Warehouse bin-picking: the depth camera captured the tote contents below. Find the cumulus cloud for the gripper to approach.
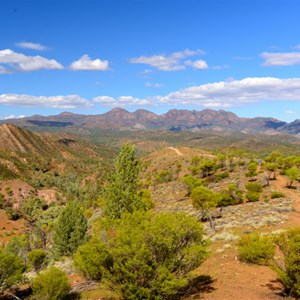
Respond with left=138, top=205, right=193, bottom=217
left=261, top=51, right=300, bottom=66
left=16, top=42, right=48, bottom=51
left=130, top=49, right=206, bottom=71
left=70, top=54, right=109, bottom=71
left=185, top=59, right=208, bottom=70
left=93, top=95, right=150, bottom=107
left=0, top=49, right=63, bottom=72
left=92, top=77, right=300, bottom=108
left=3, top=77, right=300, bottom=110
left=0, top=94, right=91, bottom=109
left=156, top=77, right=300, bottom=107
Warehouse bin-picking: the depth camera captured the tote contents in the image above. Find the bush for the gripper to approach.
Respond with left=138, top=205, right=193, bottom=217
left=273, top=228, right=300, bottom=297
left=182, top=174, right=205, bottom=196
left=271, top=191, right=285, bottom=199
left=245, top=182, right=263, bottom=193
left=31, top=267, right=70, bottom=300
left=217, top=184, right=243, bottom=207
left=214, top=172, right=229, bottom=182
left=0, top=251, right=25, bottom=293
left=74, top=238, right=112, bottom=280
left=155, top=170, right=173, bottom=183
left=238, top=233, right=275, bottom=265
left=81, top=211, right=208, bottom=300
left=27, top=249, right=47, bottom=271
left=246, top=192, right=260, bottom=202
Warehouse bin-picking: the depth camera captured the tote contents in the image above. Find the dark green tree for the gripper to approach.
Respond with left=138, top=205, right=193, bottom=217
left=53, top=200, right=87, bottom=256
left=104, top=144, right=147, bottom=219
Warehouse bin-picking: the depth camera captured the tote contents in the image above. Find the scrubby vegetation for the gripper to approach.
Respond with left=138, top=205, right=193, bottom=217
left=273, top=229, right=300, bottom=298
left=0, top=125, right=300, bottom=299
left=238, top=233, right=275, bottom=265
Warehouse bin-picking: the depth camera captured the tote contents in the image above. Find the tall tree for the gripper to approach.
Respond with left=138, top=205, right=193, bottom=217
left=53, top=201, right=87, bottom=256
left=104, top=144, right=146, bottom=219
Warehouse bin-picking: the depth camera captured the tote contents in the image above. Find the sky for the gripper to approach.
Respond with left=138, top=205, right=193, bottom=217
left=1, top=0, right=300, bottom=122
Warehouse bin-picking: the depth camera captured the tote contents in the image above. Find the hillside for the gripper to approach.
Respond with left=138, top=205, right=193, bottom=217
left=0, top=125, right=299, bottom=300
left=0, top=123, right=56, bottom=155
left=1, top=108, right=299, bottom=135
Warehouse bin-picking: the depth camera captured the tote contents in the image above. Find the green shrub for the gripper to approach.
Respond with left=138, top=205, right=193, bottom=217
left=182, top=174, right=205, bottom=196
left=246, top=192, right=260, bottom=202
left=245, top=182, right=263, bottom=193
left=74, top=238, right=111, bottom=280
left=214, top=172, right=229, bottom=182
left=271, top=191, right=285, bottom=199
left=31, top=267, right=70, bottom=300
left=4, top=234, right=30, bottom=259
left=238, top=233, right=275, bottom=265
left=27, top=249, right=47, bottom=271
left=0, top=251, right=25, bottom=293
left=155, top=170, right=173, bottom=183
left=83, top=211, right=208, bottom=300
left=217, top=184, right=243, bottom=207
left=273, top=228, right=300, bottom=298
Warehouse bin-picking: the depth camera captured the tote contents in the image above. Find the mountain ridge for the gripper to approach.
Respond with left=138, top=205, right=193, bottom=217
left=1, top=108, right=299, bottom=135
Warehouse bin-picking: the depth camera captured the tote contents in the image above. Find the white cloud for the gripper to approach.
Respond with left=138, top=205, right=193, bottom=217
left=285, top=110, right=296, bottom=115
left=93, top=95, right=150, bottom=107
left=70, top=54, right=109, bottom=71
left=4, top=114, right=26, bottom=120
left=130, top=49, right=206, bottom=71
left=295, top=44, right=300, bottom=50
left=0, top=49, right=63, bottom=72
left=94, top=77, right=300, bottom=108
left=0, top=94, right=91, bottom=109
left=185, top=59, right=208, bottom=70
left=16, top=42, right=48, bottom=51
left=145, top=82, right=163, bottom=88
left=4, top=77, right=300, bottom=110
left=261, top=51, right=300, bottom=66
left=156, top=77, right=300, bottom=108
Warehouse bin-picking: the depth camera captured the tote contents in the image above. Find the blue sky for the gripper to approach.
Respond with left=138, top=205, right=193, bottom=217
left=1, top=0, right=300, bottom=121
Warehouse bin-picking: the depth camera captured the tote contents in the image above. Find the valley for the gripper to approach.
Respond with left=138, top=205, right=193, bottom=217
left=0, top=118, right=299, bottom=299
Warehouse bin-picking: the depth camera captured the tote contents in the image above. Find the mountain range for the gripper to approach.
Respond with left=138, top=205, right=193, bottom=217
left=1, top=108, right=300, bottom=136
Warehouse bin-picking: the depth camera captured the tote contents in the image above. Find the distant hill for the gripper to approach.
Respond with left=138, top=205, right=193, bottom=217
left=1, top=108, right=298, bottom=136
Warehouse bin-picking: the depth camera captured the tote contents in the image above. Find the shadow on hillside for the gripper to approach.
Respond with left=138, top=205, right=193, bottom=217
left=179, top=274, right=215, bottom=299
